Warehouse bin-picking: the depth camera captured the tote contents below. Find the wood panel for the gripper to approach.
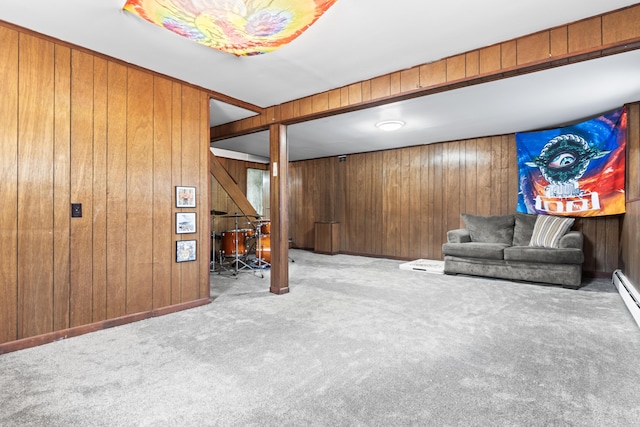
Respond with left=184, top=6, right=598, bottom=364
left=93, top=57, right=108, bottom=322
left=53, top=44, right=71, bottom=331
left=465, top=51, right=479, bottom=77
left=444, top=142, right=461, bottom=239
left=401, top=68, right=420, bottom=93
left=446, top=55, right=465, bottom=81
left=463, top=139, right=477, bottom=218
left=153, top=76, right=173, bottom=309
left=408, top=147, right=422, bottom=256
left=180, top=85, right=202, bottom=302
left=431, top=144, right=444, bottom=258
left=517, top=32, right=550, bottom=65
left=370, top=151, right=384, bottom=256
left=70, top=49, right=94, bottom=328
left=479, top=45, right=501, bottom=75
left=621, top=101, right=640, bottom=290
left=352, top=154, right=366, bottom=254
left=475, top=138, right=492, bottom=216
left=106, top=61, right=128, bottom=319
left=550, top=27, right=568, bottom=57
left=603, top=5, right=640, bottom=45
left=18, top=34, right=55, bottom=338
left=0, top=26, right=19, bottom=343
left=126, top=68, right=154, bottom=315
left=621, top=202, right=640, bottom=286
left=627, top=103, right=640, bottom=200
left=383, top=149, right=400, bottom=256
left=568, top=17, right=602, bottom=53
left=199, top=91, right=211, bottom=299
left=418, top=146, right=430, bottom=258
left=171, top=82, right=183, bottom=305
left=420, top=60, right=447, bottom=89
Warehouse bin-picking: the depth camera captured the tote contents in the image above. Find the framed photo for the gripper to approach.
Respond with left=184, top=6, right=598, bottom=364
left=176, top=186, right=196, bottom=208
left=176, top=240, right=197, bottom=262
left=176, top=212, right=197, bottom=234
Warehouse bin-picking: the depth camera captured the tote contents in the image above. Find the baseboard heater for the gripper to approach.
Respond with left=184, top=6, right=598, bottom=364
left=612, top=269, right=640, bottom=329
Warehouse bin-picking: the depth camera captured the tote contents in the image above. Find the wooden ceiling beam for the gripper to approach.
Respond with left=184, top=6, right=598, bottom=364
left=210, top=3, right=640, bottom=142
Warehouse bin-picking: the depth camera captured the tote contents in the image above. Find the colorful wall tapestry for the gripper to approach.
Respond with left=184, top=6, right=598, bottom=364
left=516, top=107, right=627, bottom=217
left=123, top=0, right=337, bottom=56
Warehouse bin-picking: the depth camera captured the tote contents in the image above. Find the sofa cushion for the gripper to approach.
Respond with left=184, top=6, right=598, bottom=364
left=513, top=213, right=538, bottom=246
left=461, top=214, right=515, bottom=245
left=529, top=215, right=575, bottom=248
left=504, top=246, right=584, bottom=264
left=442, top=242, right=509, bottom=260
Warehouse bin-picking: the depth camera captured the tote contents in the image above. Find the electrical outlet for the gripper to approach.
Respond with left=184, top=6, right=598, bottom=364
left=71, top=203, right=82, bottom=218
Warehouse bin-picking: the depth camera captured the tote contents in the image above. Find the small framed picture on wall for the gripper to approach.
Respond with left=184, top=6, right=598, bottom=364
left=176, top=212, right=197, bottom=234
left=176, top=240, right=197, bottom=262
left=176, top=186, right=196, bottom=208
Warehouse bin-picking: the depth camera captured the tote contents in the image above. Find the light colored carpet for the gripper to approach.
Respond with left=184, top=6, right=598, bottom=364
left=1, top=249, right=640, bottom=426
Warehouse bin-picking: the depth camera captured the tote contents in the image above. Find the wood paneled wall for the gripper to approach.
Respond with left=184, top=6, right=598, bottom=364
left=289, top=133, right=624, bottom=277
left=0, top=24, right=210, bottom=347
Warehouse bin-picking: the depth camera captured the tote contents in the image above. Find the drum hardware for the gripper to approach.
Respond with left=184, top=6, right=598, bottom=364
left=251, top=221, right=271, bottom=273
left=209, top=209, right=227, bottom=273
left=216, top=213, right=269, bottom=278
left=217, top=213, right=252, bottom=277
left=211, top=212, right=284, bottom=278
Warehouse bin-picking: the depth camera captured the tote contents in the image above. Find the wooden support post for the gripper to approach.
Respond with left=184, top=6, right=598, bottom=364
left=269, top=124, right=289, bottom=294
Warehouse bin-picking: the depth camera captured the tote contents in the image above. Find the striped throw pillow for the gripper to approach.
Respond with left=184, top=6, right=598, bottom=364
left=529, top=215, right=575, bottom=248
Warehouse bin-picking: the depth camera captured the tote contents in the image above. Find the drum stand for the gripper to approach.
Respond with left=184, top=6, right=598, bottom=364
left=249, top=224, right=270, bottom=278
left=209, top=209, right=227, bottom=273
left=217, top=214, right=255, bottom=278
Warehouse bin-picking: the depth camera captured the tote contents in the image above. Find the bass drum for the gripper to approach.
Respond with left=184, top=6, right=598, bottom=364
left=221, top=230, right=248, bottom=256
left=256, top=234, right=271, bottom=263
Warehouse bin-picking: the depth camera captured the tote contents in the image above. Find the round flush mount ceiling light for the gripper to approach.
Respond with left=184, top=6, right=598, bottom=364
left=375, top=120, right=405, bottom=131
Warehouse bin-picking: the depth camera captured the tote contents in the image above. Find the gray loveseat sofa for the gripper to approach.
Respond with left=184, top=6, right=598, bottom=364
left=442, top=213, right=584, bottom=289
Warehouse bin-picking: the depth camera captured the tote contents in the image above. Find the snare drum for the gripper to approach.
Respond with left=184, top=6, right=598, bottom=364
left=221, top=230, right=248, bottom=256
left=256, top=234, right=271, bottom=263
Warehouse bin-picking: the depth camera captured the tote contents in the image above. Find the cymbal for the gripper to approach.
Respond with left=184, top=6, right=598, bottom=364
left=210, top=209, right=227, bottom=216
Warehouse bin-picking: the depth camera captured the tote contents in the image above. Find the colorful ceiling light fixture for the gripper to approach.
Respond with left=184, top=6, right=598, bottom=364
left=123, top=0, right=338, bottom=56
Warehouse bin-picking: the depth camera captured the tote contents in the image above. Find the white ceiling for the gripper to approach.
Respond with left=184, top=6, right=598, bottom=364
left=3, top=0, right=640, bottom=160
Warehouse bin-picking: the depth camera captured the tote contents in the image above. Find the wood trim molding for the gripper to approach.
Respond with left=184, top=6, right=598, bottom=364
left=0, top=298, right=211, bottom=354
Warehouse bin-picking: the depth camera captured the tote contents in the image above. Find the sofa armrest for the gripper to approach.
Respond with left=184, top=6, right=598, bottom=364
left=447, top=228, right=471, bottom=243
left=559, top=231, right=583, bottom=249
